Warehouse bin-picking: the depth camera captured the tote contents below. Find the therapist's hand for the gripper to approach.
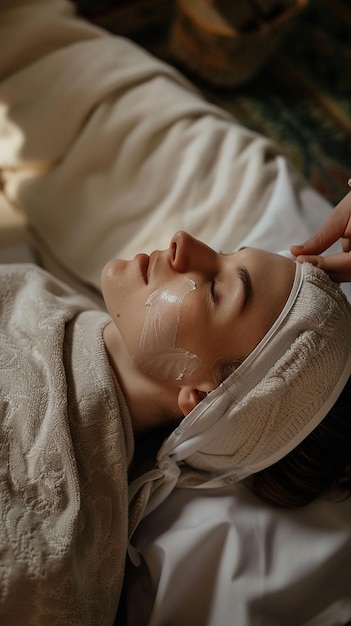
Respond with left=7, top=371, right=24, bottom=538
left=290, top=190, right=351, bottom=283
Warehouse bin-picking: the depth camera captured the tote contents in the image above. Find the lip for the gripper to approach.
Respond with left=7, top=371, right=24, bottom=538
left=136, top=253, right=149, bottom=283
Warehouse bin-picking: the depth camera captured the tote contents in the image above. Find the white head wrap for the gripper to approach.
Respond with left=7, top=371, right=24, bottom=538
left=129, top=262, right=351, bottom=549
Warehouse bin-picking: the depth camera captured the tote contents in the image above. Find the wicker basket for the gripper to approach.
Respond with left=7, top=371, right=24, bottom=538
left=170, top=0, right=309, bottom=87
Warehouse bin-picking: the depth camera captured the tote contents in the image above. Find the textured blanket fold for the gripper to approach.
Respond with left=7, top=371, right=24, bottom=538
left=0, top=263, right=134, bottom=625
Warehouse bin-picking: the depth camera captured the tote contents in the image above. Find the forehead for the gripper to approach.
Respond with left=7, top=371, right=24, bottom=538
left=234, top=247, right=296, bottom=337
left=239, top=247, right=296, bottom=291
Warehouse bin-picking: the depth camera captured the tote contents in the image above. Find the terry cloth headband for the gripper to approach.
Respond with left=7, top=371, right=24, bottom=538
left=129, top=262, right=351, bottom=547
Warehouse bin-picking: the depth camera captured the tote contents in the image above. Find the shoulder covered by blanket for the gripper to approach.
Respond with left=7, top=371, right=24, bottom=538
left=0, top=263, right=134, bottom=624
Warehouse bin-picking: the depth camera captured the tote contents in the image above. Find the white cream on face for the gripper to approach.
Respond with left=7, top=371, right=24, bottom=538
left=136, top=277, right=202, bottom=381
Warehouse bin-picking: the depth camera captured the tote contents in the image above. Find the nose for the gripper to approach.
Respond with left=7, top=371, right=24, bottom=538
left=169, top=231, right=217, bottom=275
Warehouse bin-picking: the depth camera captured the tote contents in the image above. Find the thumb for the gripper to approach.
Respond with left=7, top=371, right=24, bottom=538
left=291, top=190, right=351, bottom=257
left=290, top=229, right=335, bottom=257
left=291, top=214, right=348, bottom=257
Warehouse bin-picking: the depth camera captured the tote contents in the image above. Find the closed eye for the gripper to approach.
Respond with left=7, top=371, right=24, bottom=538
left=210, top=280, right=217, bottom=302
left=237, top=266, right=252, bottom=308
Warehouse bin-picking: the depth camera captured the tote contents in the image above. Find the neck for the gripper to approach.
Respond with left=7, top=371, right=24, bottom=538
left=103, top=321, right=182, bottom=435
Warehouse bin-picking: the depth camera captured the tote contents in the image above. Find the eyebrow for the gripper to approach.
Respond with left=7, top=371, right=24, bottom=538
left=237, top=266, right=252, bottom=309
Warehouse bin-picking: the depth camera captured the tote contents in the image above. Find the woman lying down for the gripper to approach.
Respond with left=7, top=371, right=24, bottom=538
left=1, top=228, right=351, bottom=624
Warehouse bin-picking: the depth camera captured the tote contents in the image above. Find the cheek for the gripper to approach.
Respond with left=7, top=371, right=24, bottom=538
left=135, top=279, right=202, bottom=381
left=101, top=259, right=129, bottom=314
left=102, top=260, right=145, bottom=351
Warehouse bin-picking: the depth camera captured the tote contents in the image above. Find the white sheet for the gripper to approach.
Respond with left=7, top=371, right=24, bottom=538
left=127, top=485, right=351, bottom=626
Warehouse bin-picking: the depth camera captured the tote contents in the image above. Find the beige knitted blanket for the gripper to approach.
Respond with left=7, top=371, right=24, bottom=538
left=0, top=264, right=134, bottom=625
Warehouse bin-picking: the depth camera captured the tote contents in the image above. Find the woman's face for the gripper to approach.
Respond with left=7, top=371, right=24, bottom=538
left=101, top=231, right=296, bottom=390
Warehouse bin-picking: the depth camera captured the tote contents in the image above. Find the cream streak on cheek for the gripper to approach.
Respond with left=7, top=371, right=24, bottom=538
left=136, top=277, right=202, bottom=381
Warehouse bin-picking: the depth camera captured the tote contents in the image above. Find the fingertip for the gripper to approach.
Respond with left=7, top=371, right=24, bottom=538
left=294, top=254, right=321, bottom=267
left=290, top=244, right=305, bottom=256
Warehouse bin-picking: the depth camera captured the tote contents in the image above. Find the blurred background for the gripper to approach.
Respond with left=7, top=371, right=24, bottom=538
left=73, top=0, right=351, bottom=206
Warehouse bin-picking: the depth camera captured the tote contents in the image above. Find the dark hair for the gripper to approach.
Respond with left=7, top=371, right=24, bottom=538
left=249, top=375, right=351, bottom=508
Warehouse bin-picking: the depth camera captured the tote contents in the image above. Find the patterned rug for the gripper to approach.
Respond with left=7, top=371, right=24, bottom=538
left=75, top=0, right=351, bottom=206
